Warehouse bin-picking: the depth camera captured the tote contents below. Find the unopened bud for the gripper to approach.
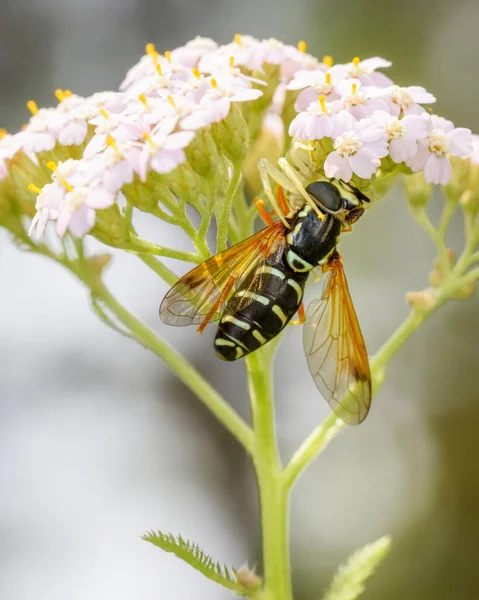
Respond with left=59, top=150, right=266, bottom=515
left=91, top=204, right=131, bottom=248
left=406, top=288, right=438, bottom=312
left=429, top=250, right=456, bottom=288
left=460, top=163, right=479, bottom=214
left=212, top=104, right=250, bottom=162
left=185, top=129, right=222, bottom=180
left=236, top=566, right=262, bottom=592
left=452, top=279, right=477, bottom=300
left=443, top=155, right=471, bottom=202
left=88, top=253, right=112, bottom=274
left=403, top=172, right=433, bottom=210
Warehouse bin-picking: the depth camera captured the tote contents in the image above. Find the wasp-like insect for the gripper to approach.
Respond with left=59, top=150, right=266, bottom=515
left=160, top=180, right=372, bottom=424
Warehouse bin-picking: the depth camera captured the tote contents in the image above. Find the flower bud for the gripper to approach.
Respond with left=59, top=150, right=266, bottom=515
left=459, top=163, right=479, bottom=214
left=163, top=162, right=209, bottom=210
left=429, top=250, right=456, bottom=288
left=185, top=128, right=222, bottom=180
left=212, top=104, right=250, bottom=162
left=310, top=137, right=334, bottom=172
left=244, top=123, right=282, bottom=195
left=91, top=204, right=131, bottom=248
left=403, top=172, right=433, bottom=210
left=406, top=288, right=438, bottom=312
left=443, top=155, right=471, bottom=202
left=236, top=566, right=262, bottom=592
left=451, top=279, right=476, bottom=300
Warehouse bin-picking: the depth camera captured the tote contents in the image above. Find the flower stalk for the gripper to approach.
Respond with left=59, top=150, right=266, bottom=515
left=2, top=33, right=479, bottom=600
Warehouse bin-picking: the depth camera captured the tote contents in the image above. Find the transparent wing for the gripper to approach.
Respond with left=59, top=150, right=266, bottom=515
left=160, top=222, right=286, bottom=330
left=303, top=252, right=371, bottom=425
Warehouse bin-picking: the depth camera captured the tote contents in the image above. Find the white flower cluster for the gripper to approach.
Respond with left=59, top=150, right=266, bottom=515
left=287, top=58, right=473, bottom=183
left=17, top=35, right=316, bottom=239
left=0, top=34, right=476, bottom=241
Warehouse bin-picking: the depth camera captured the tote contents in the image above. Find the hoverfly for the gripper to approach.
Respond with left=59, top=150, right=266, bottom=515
left=160, top=180, right=372, bottom=424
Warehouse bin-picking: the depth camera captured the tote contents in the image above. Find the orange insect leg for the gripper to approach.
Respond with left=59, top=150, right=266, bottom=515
left=254, top=197, right=275, bottom=225
left=276, top=185, right=289, bottom=216
left=197, top=276, right=235, bottom=334
left=289, top=302, right=305, bottom=326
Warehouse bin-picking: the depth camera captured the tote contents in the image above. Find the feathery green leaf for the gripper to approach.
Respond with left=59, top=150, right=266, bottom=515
left=142, top=530, right=249, bottom=594
left=323, top=535, right=392, bottom=600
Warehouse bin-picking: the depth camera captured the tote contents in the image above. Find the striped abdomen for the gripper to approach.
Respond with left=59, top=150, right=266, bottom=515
left=214, top=261, right=308, bottom=361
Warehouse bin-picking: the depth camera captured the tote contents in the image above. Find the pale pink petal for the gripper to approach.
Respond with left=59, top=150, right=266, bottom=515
left=150, top=149, right=185, bottom=174
left=401, top=115, right=428, bottom=139
left=403, top=104, right=426, bottom=116
left=55, top=210, right=72, bottom=239
left=163, top=131, right=195, bottom=150
left=431, top=115, right=453, bottom=132
left=103, top=162, right=134, bottom=192
left=180, top=111, right=208, bottom=130
left=332, top=111, right=356, bottom=136
left=324, top=151, right=353, bottom=182
left=294, top=88, right=317, bottom=112
left=423, top=154, right=451, bottom=185
left=86, top=188, right=115, bottom=209
left=207, top=98, right=231, bottom=123
left=372, top=110, right=391, bottom=127
left=58, top=121, right=88, bottom=146
left=24, top=132, right=56, bottom=153
left=138, top=151, right=151, bottom=181
left=84, top=134, right=106, bottom=158
left=408, top=86, right=436, bottom=105
left=406, top=143, right=430, bottom=172
left=447, top=128, right=473, bottom=156
left=305, top=115, right=335, bottom=140
left=153, top=116, right=179, bottom=138
left=289, top=113, right=309, bottom=138
left=28, top=212, right=39, bottom=237
left=368, top=71, right=393, bottom=87
left=230, top=88, right=263, bottom=102
left=359, top=57, right=392, bottom=70
left=350, top=147, right=380, bottom=179
left=364, top=138, right=389, bottom=157
left=389, top=137, right=418, bottom=163
left=348, top=105, right=370, bottom=120
left=68, top=205, right=96, bottom=237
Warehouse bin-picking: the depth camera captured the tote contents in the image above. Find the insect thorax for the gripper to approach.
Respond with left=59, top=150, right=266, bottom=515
left=285, top=205, right=341, bottom=272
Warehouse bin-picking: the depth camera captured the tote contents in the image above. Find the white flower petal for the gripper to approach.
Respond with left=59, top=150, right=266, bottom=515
left=423, top=154, right=451, bottom=184
left=447, top=128, right=473, bottom=157
left=68, top=205, right=96, bottom=237
left=350, top=147, right=380, bottom=179
left=401, top=115, right=428, bottom=139
left=389, top=137, right=418, bottom=163
left=86, top=188, right=115, bottom=209
left=151, top=149, right=186, bottom=174
left=164, top=131, right=195, bottom=150
left=324, top=151, right=353, bottom=182
left=360, top=57, right=392, bottom=70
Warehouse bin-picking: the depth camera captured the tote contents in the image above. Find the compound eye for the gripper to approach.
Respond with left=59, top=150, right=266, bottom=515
left=306, top=181, right=342, bottom=213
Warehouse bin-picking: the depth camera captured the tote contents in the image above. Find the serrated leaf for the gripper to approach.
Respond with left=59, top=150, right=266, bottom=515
left=143, top=529, right=247, bottom=594
left=323, top=535, right=392, bottom=600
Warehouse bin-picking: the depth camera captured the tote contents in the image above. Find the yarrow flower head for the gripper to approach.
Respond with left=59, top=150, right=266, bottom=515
left=324, top=118, right=389, bottom=182
left=0, top=34, right=474, bottom=247
left=406, top=115, right=472, bottom=184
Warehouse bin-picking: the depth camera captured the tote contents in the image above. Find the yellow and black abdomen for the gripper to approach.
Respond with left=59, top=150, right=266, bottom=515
left=214, top=261, right=309, bottom=361
left=215, top=209, right=341, bottom=361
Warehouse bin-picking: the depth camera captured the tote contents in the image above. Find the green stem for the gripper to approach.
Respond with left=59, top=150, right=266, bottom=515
left=246, top=350, right=293, bottom=600
left=283, top=310, right=426, bottom=489
left=129, top=235, right=202, bottom=264
left=216, top=163, right=243, bottom=253
left=137, top=254, right=178, bottom=287
left=55, top=265, right=252, bottom=454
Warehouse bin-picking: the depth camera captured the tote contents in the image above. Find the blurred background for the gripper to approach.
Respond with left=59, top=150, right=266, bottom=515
left=1, top=0, right=479, bottom=598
